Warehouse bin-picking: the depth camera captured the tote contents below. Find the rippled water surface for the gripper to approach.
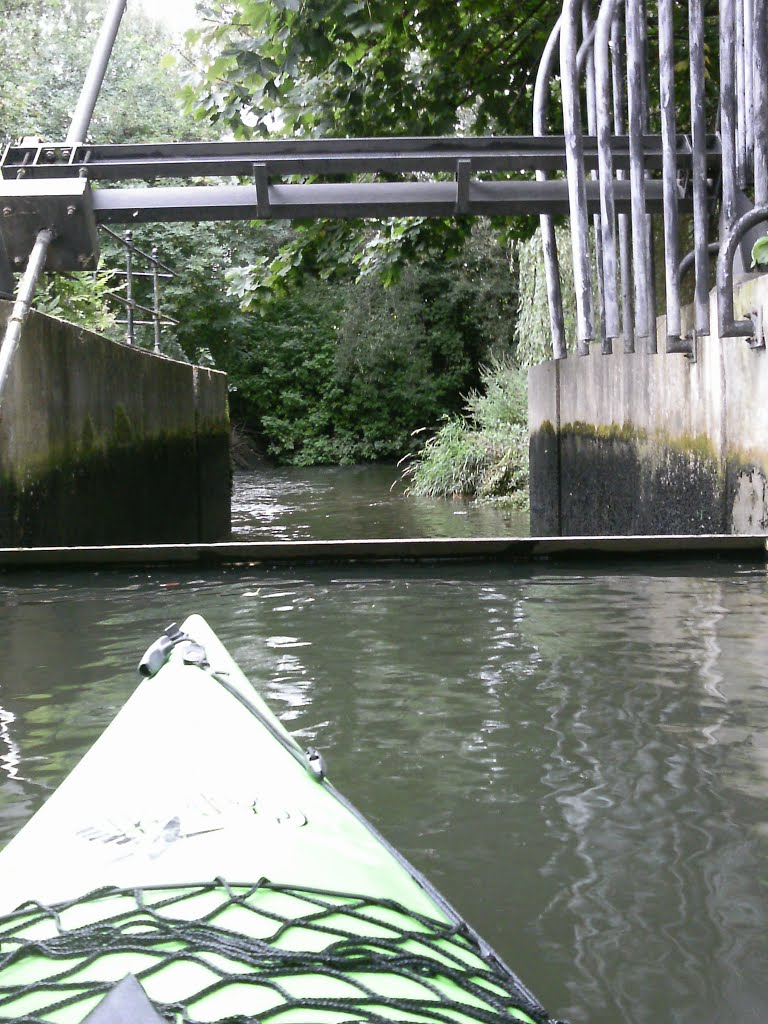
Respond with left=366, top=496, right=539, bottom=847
left=1, top=555, right=767, bottom=1024
left=230, top=464, right=530, bottom=539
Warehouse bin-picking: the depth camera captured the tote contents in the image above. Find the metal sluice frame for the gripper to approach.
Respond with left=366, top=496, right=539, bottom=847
left=537, top=0, right=768, bottom=359
left=0, top=0, right=765, bottom=366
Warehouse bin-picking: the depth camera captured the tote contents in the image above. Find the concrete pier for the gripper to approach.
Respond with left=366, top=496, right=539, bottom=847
left=529, top=274, right=768, bottom=535
left=0, top=301, right=230, bottom=545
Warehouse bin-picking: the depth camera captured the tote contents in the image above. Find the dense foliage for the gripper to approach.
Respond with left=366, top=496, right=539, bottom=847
left=181, top=0, right=559, bottom=298
left=402, top=357, right=529, bottom=506
left=205, top=224, right=518, bottom=465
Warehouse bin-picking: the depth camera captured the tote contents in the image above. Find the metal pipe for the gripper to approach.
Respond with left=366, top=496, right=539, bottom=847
left=659, top=0, right=686, bottom=352
left=125, top=231, right=135, bottom=345
left=0, top=0, right=128, bottom=402
left=612, top=7, right=635, bottom=353
left=638, top=0, right=657, bottom=350
left=582, top=0, right=607, bottom=353
left=595, top=0, right=620, bottom=345
left=626, top=0, right=651, bottom=347
left=689, top=0, right=710, bottom=337
left=745, top=0, right=755, bottom=170
left=754, top=0, right=768, bottom=204
left=736, top=0, right=747, bottom=186
left=720, top=0, right=740, bottom=234
left=0, top=230, right=54, bottom=398
left=679, top=242, right=719, bottom=285
left=66, top=0, right=129, bottom=147
left=533, top=15, right=567, bottom=361
left=561, top=0, right=594, bottom=354
left=717, top=204, right=768, bottom=337
left=152, top=246, right=161, bottom=353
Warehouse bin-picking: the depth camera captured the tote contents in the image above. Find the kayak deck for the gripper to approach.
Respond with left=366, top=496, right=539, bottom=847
left=0, top=615, right=556, bottom=1024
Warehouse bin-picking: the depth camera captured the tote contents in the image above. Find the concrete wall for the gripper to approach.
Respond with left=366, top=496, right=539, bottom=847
left=528, top=275, right=768, bottom=536
left=0, top=301, right=230, bottom=545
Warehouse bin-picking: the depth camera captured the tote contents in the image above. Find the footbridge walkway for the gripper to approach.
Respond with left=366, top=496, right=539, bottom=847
left=0, top=0, right=765, bottom=543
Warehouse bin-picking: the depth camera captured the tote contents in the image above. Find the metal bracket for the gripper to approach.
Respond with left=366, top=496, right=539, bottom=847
left=747, top=308, right=767, bottom=349
left=0, top=177, right=99, bottom=271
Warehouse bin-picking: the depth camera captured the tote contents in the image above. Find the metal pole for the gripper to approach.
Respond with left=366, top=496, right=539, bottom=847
left=612, top=6, right=635, bottom=353
left=689, top=0, right=710, bottom=337
left=659, top=0, right=685, bottom=352
left=745, top=0, right=755, bottom=172
left=754, top=0, right=768, bottom=205
left=125, top=231, right=135, bottom=346
left=561, top=0, right=594, bottom=354
left=736, top=0, right=747, bottom=187
left=533, top=15, right=568, bottom=361
left=66, top=0, right=129, bottom=148
left=720, top=0, right=740, bottom=235
left=582, top=0, right=607, bottom=353
left=152, top=246, right=161, bottom=353
left=626, top=0, right=651, bottom=348
left=0, top=0, right=128, bottom=403
left=639, top=0, right=657, bottom=350
left=0, top=230, right=54, bottom=397
left=595, top=0, right=620, bottom=346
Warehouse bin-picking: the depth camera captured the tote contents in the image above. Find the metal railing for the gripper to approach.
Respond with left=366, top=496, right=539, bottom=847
left=99, top=226, right=178, bottom=351
left=538, top=0, right=768, bottom=356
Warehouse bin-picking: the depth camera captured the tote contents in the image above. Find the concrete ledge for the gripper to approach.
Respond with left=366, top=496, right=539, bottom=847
left=0, top=534, right=764, bottom=569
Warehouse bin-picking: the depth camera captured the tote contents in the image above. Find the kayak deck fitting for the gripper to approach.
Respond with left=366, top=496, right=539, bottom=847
left=0, top=615, right=560, bottom=1024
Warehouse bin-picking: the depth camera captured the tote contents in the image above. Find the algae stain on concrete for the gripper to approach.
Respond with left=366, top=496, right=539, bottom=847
left=113, top=403, right=135, bottom=445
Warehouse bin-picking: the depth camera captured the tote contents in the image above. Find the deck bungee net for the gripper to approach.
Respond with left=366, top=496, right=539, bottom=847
left=0, top=879, right=559, bottom=1024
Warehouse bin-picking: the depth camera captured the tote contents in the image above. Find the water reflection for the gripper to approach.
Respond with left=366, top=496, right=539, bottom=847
left=0, top=563, right=767, bottom=1024
left=231, top=465, right=529, bottom=539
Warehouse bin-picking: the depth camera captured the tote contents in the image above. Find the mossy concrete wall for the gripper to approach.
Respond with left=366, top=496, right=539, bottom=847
left=529, top=275, right=768, bottom=536
left=0, top=300, right=230, bottom=545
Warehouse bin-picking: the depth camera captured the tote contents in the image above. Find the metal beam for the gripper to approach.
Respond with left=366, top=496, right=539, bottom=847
left=91, top=178, right=681, bottom=225
left=0, top=135, right=709, bottom=182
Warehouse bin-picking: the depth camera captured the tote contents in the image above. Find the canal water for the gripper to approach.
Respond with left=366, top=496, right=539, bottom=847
left=1, top=467, right=767, bottom=1024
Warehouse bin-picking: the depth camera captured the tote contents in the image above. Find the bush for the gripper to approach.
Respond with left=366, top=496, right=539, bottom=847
left=402, top=357, right=529, bottom=506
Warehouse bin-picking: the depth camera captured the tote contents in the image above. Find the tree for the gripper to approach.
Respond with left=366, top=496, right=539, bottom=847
left=181, top=0, right=560, bottom=298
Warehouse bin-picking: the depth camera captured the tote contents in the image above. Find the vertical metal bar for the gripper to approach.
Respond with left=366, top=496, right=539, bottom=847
left=745, top=0, right=755, bottom=174
left=561, top=0, right=594, bottom=354
left=754, top=0, right=768, bottom=204
left=152, top=246, right=161, bottom=353
left=626, top=0, right=651, bottom=348
left=582, top=0, right=607, bottom=353
left=689, top=0, right=710, bottom=336
left=638, top=0, right=657, bottom=351
left=659, top=0, right=684, bottom=350
left=736, top=0, right=747, bottom=186
left=612, top=7, right=635, bottom=353
left=595, top=0, right=620, bottom=346
left=125, top=231, right=135, bottom=346
left=720, top=0, right=740, bottom=235
left=533, top=15, right=567, bottom=361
